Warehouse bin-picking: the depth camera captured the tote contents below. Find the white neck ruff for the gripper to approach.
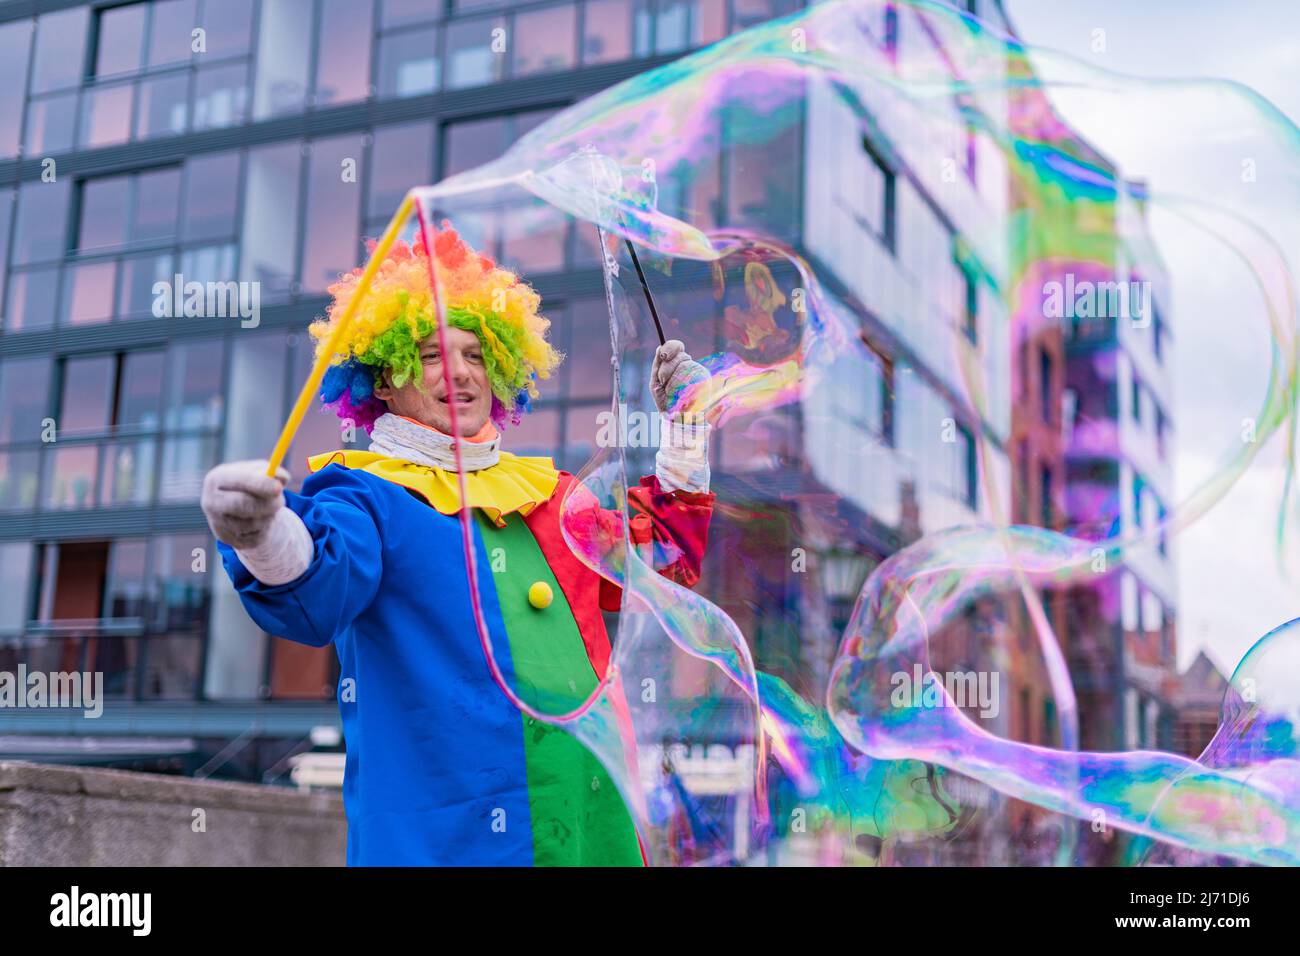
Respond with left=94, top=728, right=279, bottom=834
left=367, top=413, right=501, bottom=472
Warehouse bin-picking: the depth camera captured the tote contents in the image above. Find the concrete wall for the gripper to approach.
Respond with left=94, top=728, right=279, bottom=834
left=0, top=761, right=345, bottom=866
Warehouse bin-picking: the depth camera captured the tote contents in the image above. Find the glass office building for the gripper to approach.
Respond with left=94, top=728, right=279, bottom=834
left=0, top=0, right=799, bottom=777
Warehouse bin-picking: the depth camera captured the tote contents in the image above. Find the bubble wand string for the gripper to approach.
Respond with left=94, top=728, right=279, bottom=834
left=265, top=193, right=415, bottom=477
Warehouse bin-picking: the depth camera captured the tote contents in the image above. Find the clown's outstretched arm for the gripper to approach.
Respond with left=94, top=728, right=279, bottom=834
left=598, top=342, right=716, bottom=611
left=202, top=460, right=385, bottom=647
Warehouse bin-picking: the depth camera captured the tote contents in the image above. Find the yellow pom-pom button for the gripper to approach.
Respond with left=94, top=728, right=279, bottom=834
left=528, top=581, right=553, bottom=610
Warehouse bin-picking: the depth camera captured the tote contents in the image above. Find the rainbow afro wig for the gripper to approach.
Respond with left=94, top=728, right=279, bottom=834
left=311, top=220, right=563, bottom=434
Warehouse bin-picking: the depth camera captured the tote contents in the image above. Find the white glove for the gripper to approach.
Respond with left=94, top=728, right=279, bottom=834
left=651, top=339, right=711, bottom=421
left=201, top=460, right=313, bottom=586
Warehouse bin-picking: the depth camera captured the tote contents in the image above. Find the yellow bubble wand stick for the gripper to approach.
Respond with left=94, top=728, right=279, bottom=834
left=264, top=193, right=415, bottom=478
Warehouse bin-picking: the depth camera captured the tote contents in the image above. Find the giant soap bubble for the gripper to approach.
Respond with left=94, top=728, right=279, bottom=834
left=376, top=0, right=1300, bottom=864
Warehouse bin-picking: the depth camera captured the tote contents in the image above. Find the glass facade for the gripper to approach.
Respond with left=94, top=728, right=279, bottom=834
left=0, top=0, right=796, bottom=776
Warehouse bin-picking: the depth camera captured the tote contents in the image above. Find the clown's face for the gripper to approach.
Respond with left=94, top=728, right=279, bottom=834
left=374, top=327, right=494, bottom=436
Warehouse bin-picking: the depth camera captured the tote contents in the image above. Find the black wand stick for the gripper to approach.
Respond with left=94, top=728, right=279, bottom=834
left=624, top=238, right=667, bottom=347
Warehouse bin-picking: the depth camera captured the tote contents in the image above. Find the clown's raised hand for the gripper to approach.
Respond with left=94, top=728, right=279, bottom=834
left=651, top=340, right=711, bottom=420
left=201, top=460, right=313, bottom=586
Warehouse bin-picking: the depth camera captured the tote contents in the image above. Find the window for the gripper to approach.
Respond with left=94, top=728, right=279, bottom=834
left=300, top=134, right=365, bottom=294
left=383, top=0, right=438, bottom=29
left=23, top=0, right=260, bottom=149
left=78, top=177, right=131, bottom=252
left=43, top=445, right=100, bottom=510
left=61, top=261, right=117, bottom=326
left=163, top=339, right=225, bottom=434
left=445, top=16, right=507, bottom=89
left=0, top=357, right=51, bottom=511
left=378, top=26, right=441, bottom=98
left=733, top=0, right=799, bottom=29
left=367, top=124, right=435, bottom=227
left=135, top=73, right=190, bottom=139
left=962, top=259, right=978, bottom=343
left=0, top=357, right=53, bottom=444
left=1131, top=473, right=1143, bottom=530
left=59, top=169, right=183, bottom=326
left=31, top=8, right=89, bottom=95
left=1016, top=439, right=1029, bottom=523
left=655, top=0, right=691, bottom=53
left=149, top=0, right=199, bottom=67
left=440, top=112, right=572, bottom=268
left=6, top=268, right=60, bottom=331
left=119, top=252, right=175, bottom=318
left=0, top=22, right=32, bottom=157
left=500, top=196, right=568, bottom=273
left=159, top=339, right=226, bottom=502
left=116, top=352, right=165, bottom=432
left=315, top=0, right=375, bottom=106
left=199, top=0, right=255, bottom=59
left=104, top=540, right=148, bottom=620
left=133, top=169, right=182, bottom=242
left=514, top=5, right=577, bottom=77
left=254, top=0, right=312, bottom=117
left=182, top=152, right=242, bottom=242
left=695, top=0, right=728, bottom=44
left=80, top=532, right=213, bottom=700
left=444, top=116, right=510, bottom=178
left=241, top=142, right=302, bottom=300
left=225, top=333, right=290, bottom=462
left=105, top=351, right=164, bottom=505
left=25, top=93, right=78, bottom=155
left=1039, top=346, right=1053, bottom=424
left=832, top=336, right=893, bottom=446
left=0, top=451, right=40, bottom=512
left=584, top=0, right=634, bottom=64
left=14, top=180, right=72, bottom=265
left=1040, top=464, right=1053, bottom=527
left=21, top=0, right=265, bottom=150
left=1121, top=572, right=1138, bottom=632
left=0, top=543, right=34, bottom=634
left=94, top=4, right=148, bottom=78
left=958, top=422, right=977, bottom=509
left=566, top=299, right=615, bottom=402
left=1156, top=497, right=1168, bottom=557
left=192, top=62, right=249, bottom=130
left=860, top=136, right=896, bottom=252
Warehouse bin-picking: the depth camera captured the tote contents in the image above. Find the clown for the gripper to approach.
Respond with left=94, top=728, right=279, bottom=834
left=201, top=223, right=715, bottom=866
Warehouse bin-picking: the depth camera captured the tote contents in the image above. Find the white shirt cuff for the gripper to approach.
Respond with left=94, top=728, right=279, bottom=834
left=656, top=417, right=712, bottom=494
left=234, top=507, right=314, bottom=586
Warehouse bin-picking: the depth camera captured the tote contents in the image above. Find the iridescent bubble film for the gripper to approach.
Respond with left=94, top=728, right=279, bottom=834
left=410, top=0, right=1300, bottom=864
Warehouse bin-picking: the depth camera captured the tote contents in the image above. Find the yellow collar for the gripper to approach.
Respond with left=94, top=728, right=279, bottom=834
left=307, top=449, right=560, bottom=528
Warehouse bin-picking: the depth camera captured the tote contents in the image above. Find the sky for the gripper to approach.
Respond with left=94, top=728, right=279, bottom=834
left=1002, top=0, right=1300, bottom=674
